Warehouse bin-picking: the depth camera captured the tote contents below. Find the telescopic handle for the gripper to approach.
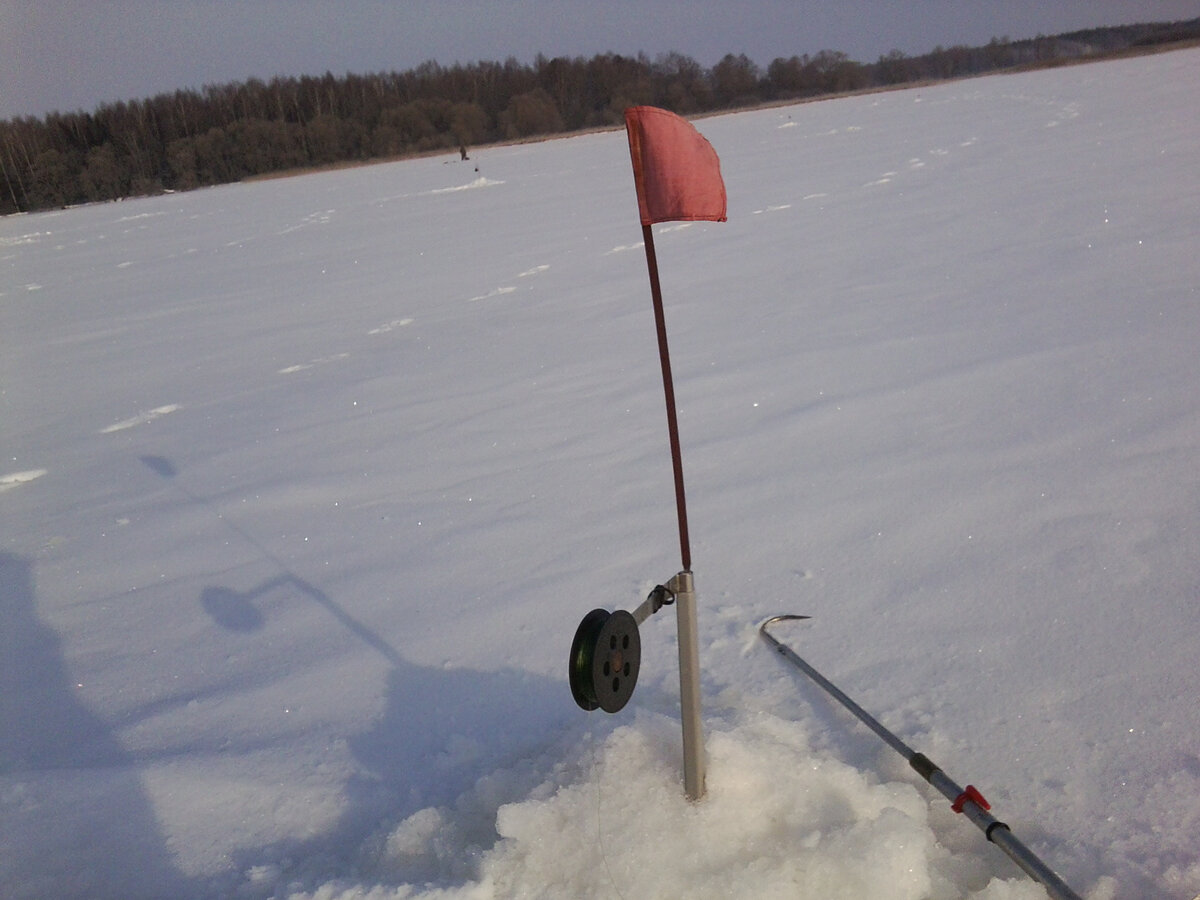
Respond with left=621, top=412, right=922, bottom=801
left=760, top=616, right=1082, bottom=900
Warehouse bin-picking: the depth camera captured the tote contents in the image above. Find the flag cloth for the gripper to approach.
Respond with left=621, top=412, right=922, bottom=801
left=625, top=106, right=727, bottom=226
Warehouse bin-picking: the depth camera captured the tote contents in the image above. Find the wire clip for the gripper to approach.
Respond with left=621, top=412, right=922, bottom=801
left=952, top=784, right=991, bottom=813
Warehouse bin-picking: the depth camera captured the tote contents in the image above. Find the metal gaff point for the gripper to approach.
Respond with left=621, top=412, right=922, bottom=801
left=760, top=616, right=1083, bottom=900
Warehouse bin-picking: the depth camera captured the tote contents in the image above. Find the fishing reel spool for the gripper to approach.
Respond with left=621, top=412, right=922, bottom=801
left=568, top=578, right=686, bottom=714
left=569, top=608, right=641, bottom=713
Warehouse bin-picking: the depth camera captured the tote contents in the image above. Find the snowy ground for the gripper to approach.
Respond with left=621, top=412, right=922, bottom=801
left=3, top=49, right=1199, bottom=899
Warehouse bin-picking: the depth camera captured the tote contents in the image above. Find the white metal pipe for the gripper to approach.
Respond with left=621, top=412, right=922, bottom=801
left=673, top=571, right=705, bottom=800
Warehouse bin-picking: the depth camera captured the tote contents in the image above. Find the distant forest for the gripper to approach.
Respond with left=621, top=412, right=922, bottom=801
left=3, top=18, right=1198, bottom=215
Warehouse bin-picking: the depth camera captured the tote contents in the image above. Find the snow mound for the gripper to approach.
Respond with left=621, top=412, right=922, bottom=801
left=290, top=712, right=1049, bottom=900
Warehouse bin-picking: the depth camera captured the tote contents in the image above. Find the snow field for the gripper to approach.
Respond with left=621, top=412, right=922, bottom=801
left=2, top=48, right=1199, bottom=899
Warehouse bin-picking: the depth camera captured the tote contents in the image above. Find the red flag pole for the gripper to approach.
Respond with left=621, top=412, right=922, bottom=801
left=640, top=222, right=706, bottom=800
left=641, top=223, right=691, bottom=573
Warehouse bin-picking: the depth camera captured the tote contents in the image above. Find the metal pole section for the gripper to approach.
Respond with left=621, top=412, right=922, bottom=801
left=760, top=616, right=1081, bottom=900
left=641, top=223, right=691, bottom=572
left=671, top=571, right=705, bottom=800
left=629, top=576, right=705, bottom=799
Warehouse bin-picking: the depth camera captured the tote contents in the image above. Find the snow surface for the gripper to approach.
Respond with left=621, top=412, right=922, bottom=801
left=3, top=49, right=1199, bottom=899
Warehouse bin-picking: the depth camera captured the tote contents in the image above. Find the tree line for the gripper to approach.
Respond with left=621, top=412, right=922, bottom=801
left=3, top=18, right=1197, bottom=215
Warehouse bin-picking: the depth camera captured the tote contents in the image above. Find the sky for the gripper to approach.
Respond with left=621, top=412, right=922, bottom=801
left=2, top=0, right=1200, bottom=120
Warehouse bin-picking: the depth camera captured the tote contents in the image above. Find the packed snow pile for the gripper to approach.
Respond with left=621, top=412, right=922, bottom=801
left=3, top=48, right=1199, bottom=899
left=300, top=710, right=1061, bottom=900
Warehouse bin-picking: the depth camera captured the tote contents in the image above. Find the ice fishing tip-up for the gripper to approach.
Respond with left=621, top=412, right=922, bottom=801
left=568, top=570, right=706, bottom=800
left=565, top=108, right=728, bottom=801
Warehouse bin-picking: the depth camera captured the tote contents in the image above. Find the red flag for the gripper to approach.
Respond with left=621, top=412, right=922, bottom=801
left=625, top=106, right=727, bottom=227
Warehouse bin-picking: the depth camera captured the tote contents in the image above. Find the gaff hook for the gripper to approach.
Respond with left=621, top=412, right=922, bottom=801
left=759, top=615, right=1082, bottom=900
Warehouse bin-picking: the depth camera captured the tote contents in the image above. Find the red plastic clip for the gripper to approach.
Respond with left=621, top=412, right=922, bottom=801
left=952, top=784, right=991, bottom=813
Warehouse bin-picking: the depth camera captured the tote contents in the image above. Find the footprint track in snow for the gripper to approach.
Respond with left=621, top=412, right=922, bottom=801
left=0, top=469, right=48, bottom=493
left=468, top=286, right=517, bottom=303
left=605, top=242, right=644, bottom=255
left=368, top=318, right=414, bottom=335
left=467, top=262, right=550, bottom=302
left=278, top=210, right=334, bottom=236
left=278, top=353, right=350, bottom=374
left=761, top=118, right=981, bottom=211
left=99, top=404, right=183, bottom=434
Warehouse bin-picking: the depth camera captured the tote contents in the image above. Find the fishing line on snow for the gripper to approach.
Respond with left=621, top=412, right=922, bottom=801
left=592, top=734, right=628, bottom=900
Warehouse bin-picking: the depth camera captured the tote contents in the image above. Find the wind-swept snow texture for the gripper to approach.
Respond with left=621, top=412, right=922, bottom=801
left=3, top=49, right=1199, bottom=900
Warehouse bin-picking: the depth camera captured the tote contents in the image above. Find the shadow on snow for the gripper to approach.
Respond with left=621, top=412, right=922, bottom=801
left=0, top=550, right=198, bottom=899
